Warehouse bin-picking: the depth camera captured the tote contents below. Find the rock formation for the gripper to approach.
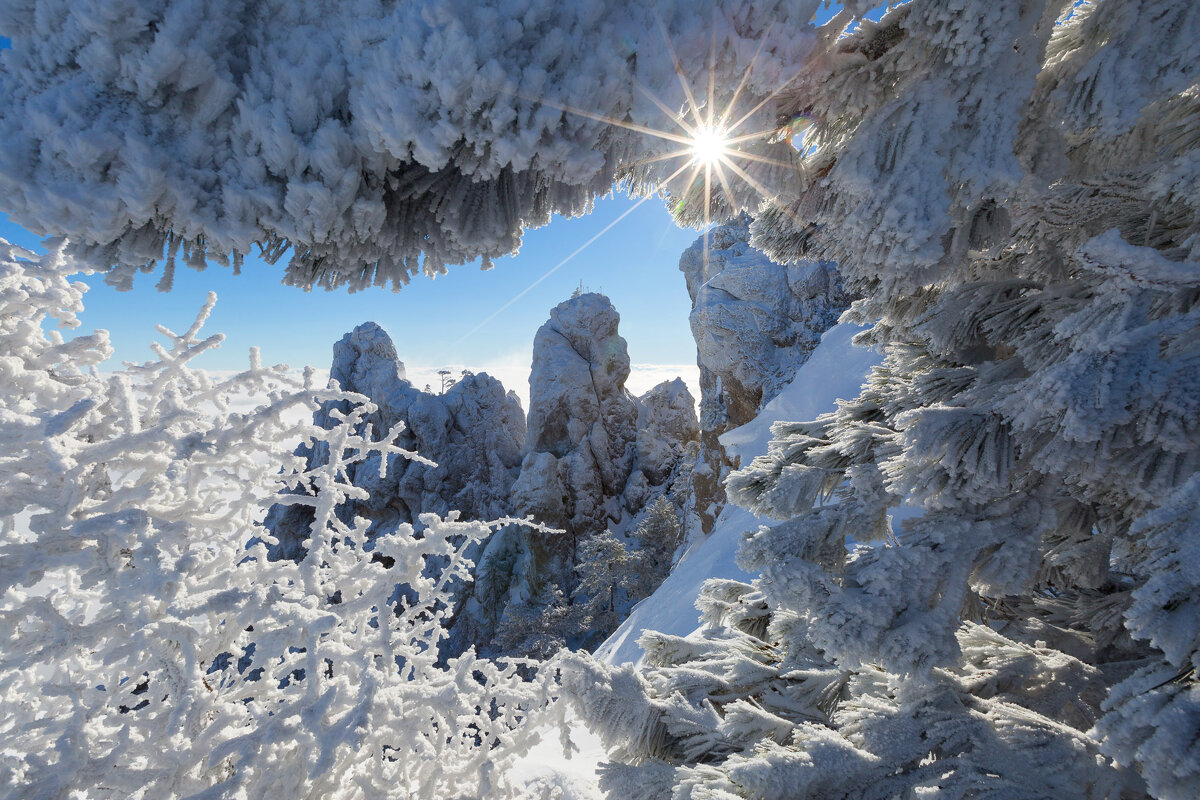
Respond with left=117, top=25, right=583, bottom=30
left=457, top=294, right=699, bottom=654
left=623, top=377, right=700, bottom=512
left=515, top=293, right=639, bottom=574
left=269, top=301, right=700, bottom=657
left=679, top=213, right=850, bottom=533
left=264, top=235, right=847, bottom=652
left=264, top=322, right=526, bottom=560
left=266, top=241, right=844, bottom=654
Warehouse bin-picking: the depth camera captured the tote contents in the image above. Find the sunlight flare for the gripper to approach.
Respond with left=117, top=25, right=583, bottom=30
left=689, top=126, right=729, bottom=166
left=465, top=19, right=804, bottom=342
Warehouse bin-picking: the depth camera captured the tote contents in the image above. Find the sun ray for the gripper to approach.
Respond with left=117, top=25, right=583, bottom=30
left=506, top=16, right=806, bottom=223
left=717, top=23, right=773, bottom=132
left=726, top=63, right=807, bottom=135
left=724, top=125, right=795, bottom=146
left=510, top=89, right=693, bottom=147
left=655, top=11, right=706, bottom=130
left=711, top=156, right=739, bottom=211
left=622, top=147, right=699, bottom=170
left=706, top=7, right=718, bottom=128
left=720, top=157, right=811, bottom=229
left=681, top=160, right=706, bottom=200
left=719, top=156, right=780, bottom=201
left=461, top=16, right=814, bottom=348
left=703, top=160, right=711, bottom=272
left=635, top=83, right=698, bottom=138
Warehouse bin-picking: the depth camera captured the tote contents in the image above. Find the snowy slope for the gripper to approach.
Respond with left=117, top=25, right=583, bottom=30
left=596, top=323, right=881, bottom=665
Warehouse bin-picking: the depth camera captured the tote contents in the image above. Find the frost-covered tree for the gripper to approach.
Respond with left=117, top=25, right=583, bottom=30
left=0, top=239, right=560, bottom=799
left=0, top=0, right=811, bottom=290
left=571, top=531, right=646, bottom=642
left=564, top=2, right=1200, bottom=799
left=494, top=583, right=573, bottom=661
left=498, top=497, right=683, bottom=656
left=631, top=495, right=683, bottom=593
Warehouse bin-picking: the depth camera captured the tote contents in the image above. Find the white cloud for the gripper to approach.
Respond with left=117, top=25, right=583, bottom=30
left=405, top=350, right=532, bottom=406
left=627, top=363, right=700, bottom=405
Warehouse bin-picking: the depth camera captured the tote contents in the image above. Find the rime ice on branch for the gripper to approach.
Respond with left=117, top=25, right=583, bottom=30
left=0, top=0, right=815, bottom=290
left=0, top=240, right=559, bottom=799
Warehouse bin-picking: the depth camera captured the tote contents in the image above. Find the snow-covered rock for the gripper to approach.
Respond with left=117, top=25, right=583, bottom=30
left=598, top=322, right=881, bottom=666
left=461, top=293, right=699, bottom=655
left=678, top=214, right=849, bottom=532
left=265, top=322, right=525, bottom=558
left=526, top=292, right=639, bottom=509
left=512, top=294, right=700, bottom=580
left=269, top=299, right=700, bottom=657
left=402, top=371, right=527, bottom=519
left=513, top=294, right=640, bottom=583
left=634, top=378, right=699, bottom=487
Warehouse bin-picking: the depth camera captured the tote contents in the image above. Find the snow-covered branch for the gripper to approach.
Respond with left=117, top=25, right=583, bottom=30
left=0, top=240, right=560, bottom=798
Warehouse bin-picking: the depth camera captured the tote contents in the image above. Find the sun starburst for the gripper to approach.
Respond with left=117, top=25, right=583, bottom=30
left=689, top=126, right=729, bottom=166
left=461, top=17, right=810, bottom=343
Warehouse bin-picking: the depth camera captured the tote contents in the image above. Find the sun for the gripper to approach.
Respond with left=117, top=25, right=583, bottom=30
left=689, top=126, right=728, bottom=166
left=463, top=18, right=807, bottom=343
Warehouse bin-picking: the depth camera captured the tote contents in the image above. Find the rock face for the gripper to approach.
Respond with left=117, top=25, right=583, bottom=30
left=402, top=372, right=527, bottom=521
left=455, top=294, right=699, bottom=654
left=269, top=304, right=700, bottom=657
left=264, top=322, right=526, bottom=559
left=679, top=214, right=850, bottom=533
left=624, top=377, right=700, bottom=511
left=518, top=293, right=639, bottom=564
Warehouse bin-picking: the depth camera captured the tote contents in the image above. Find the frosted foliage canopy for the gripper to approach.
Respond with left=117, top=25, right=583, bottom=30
left=566, top=1, right=1200, bottom=799
left=0, top=0, right=814, bottom=290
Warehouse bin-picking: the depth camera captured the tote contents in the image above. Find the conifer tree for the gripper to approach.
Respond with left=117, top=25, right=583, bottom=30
left=629, top=495, right=683, bottom=599
left=564, top=2, right=1200, bottom=798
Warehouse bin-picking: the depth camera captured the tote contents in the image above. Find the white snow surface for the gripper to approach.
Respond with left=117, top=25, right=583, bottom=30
left=507, top=717, right=607, bottom=800
left=596, top=322, right=881, bottom=666
left=719, top=323, right=882, bottom=464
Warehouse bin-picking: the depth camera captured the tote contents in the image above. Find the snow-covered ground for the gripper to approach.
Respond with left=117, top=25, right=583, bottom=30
left=507, top=718, right=608, bottom=800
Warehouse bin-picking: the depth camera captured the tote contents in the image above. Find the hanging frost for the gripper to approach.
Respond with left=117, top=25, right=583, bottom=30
left=0, top=0, right=816, bottom=291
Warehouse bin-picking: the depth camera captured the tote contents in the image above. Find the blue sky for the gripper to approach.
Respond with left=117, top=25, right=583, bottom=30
left=1, top=196, right=703, bottom=399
